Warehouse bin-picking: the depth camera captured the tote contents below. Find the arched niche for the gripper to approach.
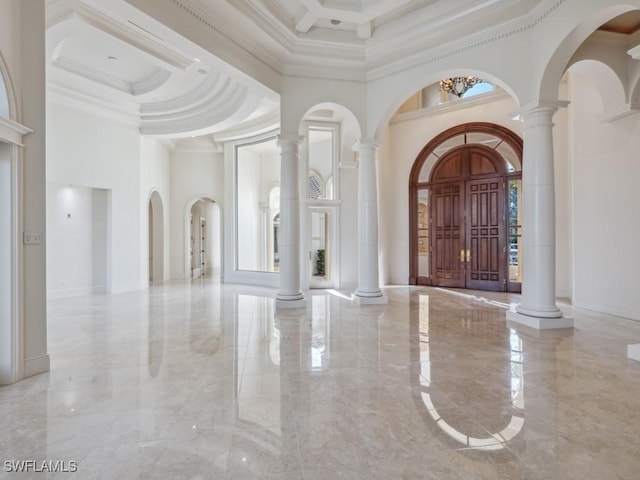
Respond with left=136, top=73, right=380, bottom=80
left=148, top=190, right=165, bottom=283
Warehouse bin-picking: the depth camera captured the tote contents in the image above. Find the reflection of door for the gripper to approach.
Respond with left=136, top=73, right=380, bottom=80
left=431, top=147, right=505, bottom=291
left=308, top=209, right=335, bottom=289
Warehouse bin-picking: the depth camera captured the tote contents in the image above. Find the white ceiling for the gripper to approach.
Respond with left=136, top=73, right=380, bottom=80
left=46, top=0, right=549, bottom=140
left=46, top=0, right=280, bottom=139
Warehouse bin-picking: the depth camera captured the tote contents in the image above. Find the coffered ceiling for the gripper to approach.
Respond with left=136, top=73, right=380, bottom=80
left=46, top=0, right=554, bottom=138
left=46, top=0, right=279, bottom=138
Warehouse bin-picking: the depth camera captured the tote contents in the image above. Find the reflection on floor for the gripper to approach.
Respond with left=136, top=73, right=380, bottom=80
left=2, top=280, right=640, bottom=479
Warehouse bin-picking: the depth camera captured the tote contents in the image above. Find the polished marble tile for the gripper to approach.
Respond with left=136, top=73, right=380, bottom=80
left=2, top=280, right=640, bottom=479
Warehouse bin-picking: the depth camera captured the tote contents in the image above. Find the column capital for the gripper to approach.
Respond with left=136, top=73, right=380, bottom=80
left=352, top=138, right=383, bottom=153
left=512, top=100, right=570, bottom=123
left=277, top=134, right=304, bottom=148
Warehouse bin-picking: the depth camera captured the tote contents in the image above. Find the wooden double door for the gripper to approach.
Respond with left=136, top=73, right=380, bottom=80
left=430, top=146, right=507, bottom=291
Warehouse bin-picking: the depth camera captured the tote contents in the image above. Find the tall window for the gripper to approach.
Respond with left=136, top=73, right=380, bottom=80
left=307, top=125, right=338, bottom=200
left=235, top=137, right=280, bottom=272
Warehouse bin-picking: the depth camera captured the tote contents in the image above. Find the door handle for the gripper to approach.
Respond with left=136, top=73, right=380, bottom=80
left=460, top=249, right=465, bottom=262
left=466, top=250, right=471, bottom=263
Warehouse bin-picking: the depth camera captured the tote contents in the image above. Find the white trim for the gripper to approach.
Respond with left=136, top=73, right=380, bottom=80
left=47, top=286, right=104, bottom=300
left=24, top=354, right=50, bottom=378
left=391, top=89, right=511, bottom=124
left=0, top=117, right=32, bottom=146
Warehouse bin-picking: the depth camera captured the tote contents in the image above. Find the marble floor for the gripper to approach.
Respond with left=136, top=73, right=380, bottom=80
left=2, top=279, right=640, bottom=479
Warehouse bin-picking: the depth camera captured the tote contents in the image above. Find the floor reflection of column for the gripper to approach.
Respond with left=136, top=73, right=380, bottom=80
left=509, top=329, right=572, bottom=478
left=274, top=306, right=306, bottom=474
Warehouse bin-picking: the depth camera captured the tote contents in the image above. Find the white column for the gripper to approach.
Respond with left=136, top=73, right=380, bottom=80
left=276, top=134, right=306, bottom=308
left=352, top=139, right=387, bottom=305
left=507, top=103, right=573, bottom=329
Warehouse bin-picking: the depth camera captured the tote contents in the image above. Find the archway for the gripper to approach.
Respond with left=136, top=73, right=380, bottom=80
left=186, top=197, right=221, bottom=279
left=297, top=103, right=362, bottom=290
left=148, top=191, right=164, bottom=283
left=409, top=123, right=523, bottom=292
left=0, top=53, right=21, bottom=385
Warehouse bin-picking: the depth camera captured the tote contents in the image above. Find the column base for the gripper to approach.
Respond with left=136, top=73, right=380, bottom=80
left=275, top=292, right=306, bottom=309
left=351, top=292, right=388, bottom=305
left=506, top=307, right=573, bottom=330
left=628, top=344, right=640, bottom=362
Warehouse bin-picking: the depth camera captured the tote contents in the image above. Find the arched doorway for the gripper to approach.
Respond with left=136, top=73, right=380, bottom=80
left=148, top=191, right=164, bottom=283
left=409, top=123, right=523, bottom=292
left=187, top=198, right=221, bottom=279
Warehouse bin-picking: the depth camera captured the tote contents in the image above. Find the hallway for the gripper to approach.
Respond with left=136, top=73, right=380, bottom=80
left=1, top=280, right=640, bottom=479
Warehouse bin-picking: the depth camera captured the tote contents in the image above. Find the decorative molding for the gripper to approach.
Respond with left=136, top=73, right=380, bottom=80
left=52, top=55, right=133, bottom=94
left=598, top=102, right=640, bottom=122
left=213, top=111, right=280, bottom=142
left=59, top=0, right=193, bottom=71
left=391, top=89, right=512, bottom=124
left=47, top=81, right=140, bottom=126
left=367, top=0, right=568, bottom=83
left=132, top=68, right=172, bottom=95
left=171, top=0, right=283, bottom=75
left=176, top=0, right=569, bottom=86
left=0, top=117, right=32, bottom=146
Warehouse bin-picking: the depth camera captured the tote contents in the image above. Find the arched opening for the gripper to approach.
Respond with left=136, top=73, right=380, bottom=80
left=148, top=191, right=164, bottom=283
left=409, top=123, right=523, bottom=292
left=188, top=198, right=221, bottom=279
left=0, top=56, right=21, bottom=385
left=297, top=103, right=361, bottom=290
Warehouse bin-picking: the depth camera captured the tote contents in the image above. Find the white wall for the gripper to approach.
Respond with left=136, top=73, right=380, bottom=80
left=569, top=71, right=640, bottom=320
left=47, top=184, right=98, bottom=297
left=47, top=100, right=143, bottom=294
left=169, top=147, right=224, bottom=279
left=237, top=148, right=262, bottom=270
left=380, top=92, right=522, bottom=286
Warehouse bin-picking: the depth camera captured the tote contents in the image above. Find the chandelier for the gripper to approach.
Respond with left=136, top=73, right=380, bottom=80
left=439, top=76, right=482, bottom=97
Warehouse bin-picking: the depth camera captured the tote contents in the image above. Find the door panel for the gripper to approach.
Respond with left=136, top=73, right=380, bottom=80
left=466, top=179, right=504, bottom=291
left=432, top=183, right=465, bottom=288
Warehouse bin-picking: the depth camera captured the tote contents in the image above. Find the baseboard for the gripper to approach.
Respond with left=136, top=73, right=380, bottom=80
left=24, top=354, right=50, bottom=378
left=109, top=282, right=147, bottom=294
left=573, top=300, right=640, bottom=322
left=47, top=286, right=94, bottom=299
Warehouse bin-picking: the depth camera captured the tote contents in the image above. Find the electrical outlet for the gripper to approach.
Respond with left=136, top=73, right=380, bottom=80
left=23, top=232, right=43, bottom=245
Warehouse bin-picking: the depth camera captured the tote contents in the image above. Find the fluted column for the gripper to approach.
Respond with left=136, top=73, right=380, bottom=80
left=507, top=103, right=573, bottom=329
left=352, top=139, right=387, bottom=305
left=276, top=134, right=306, bottom=308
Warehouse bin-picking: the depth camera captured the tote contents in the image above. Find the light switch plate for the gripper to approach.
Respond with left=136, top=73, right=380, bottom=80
left=23, top=232, right=43, bottom=245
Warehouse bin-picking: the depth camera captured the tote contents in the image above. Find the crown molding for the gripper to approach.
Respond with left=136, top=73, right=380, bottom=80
left=172, top=0, right=284, bottom=75
left=47, top=80, right=140, bottom=126
left=367, top=0, right=567, bottom=82
left=390, top=88, right=513, bottom=124
left=212, top=111, right=280, bottom=142
left=52, top=55, right=133, bottom=94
